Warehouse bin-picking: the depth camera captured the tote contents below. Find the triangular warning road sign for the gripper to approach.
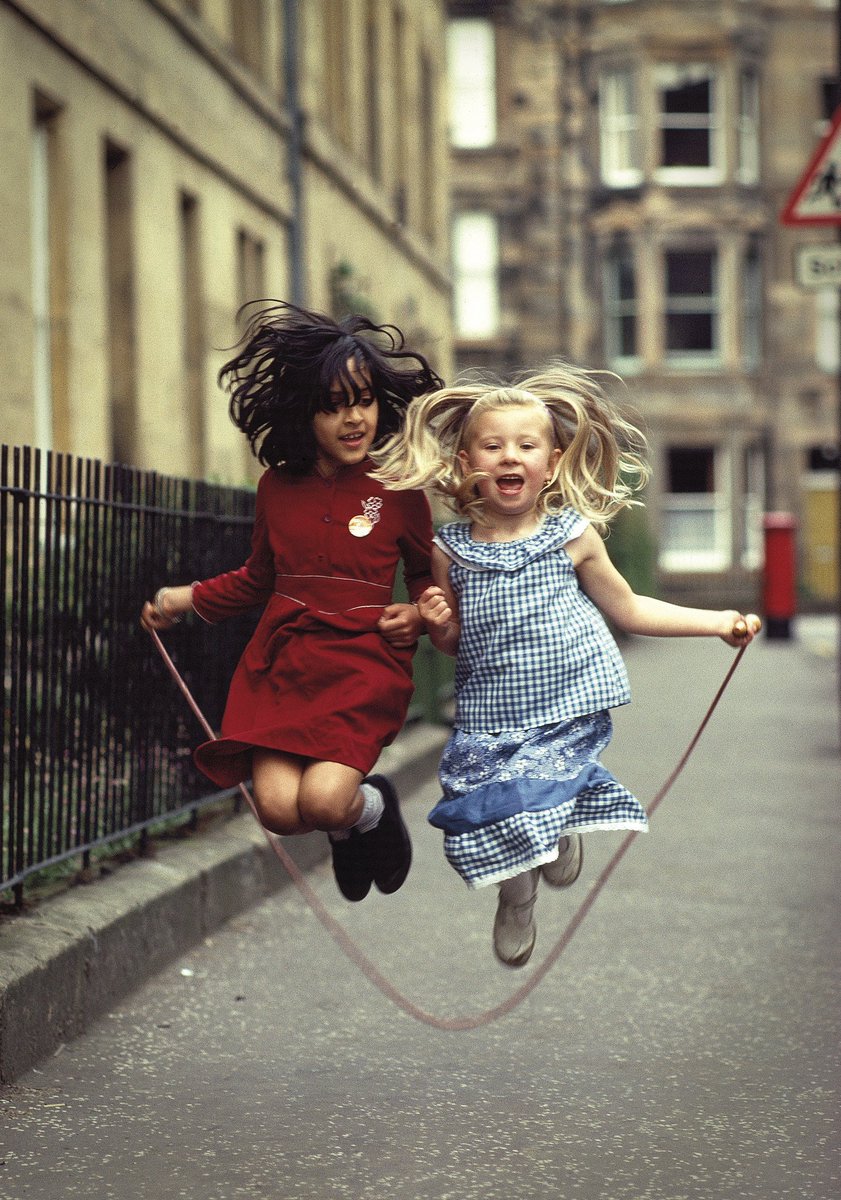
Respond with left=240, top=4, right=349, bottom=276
left=781, top=105, right=841, bottom=226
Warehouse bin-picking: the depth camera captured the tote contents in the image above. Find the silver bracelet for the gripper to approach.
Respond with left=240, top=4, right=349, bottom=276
left=153, top=587, right=182, bottom=624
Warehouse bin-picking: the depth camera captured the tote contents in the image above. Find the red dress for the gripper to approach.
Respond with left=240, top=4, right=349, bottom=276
left=191, top=460, right=433, bottom=786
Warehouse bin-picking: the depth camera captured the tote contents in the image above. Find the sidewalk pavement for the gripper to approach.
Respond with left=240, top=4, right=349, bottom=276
left=1, top=616, right=838, bottom=1200
left=0, top=614, right=837, bottom=1089
left=0, top=720, right=450, bottom=1084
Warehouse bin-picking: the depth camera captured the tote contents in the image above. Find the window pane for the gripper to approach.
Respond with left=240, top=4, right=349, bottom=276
left=452, top=212, right=500, bottom=337
left=668, top=447, right=715, bottom=493
left=599, top=68, right=641, bottom=184
left=666, top=251, right=713, bottom=294
left=737, top=68, right=760, bottom=183
left=663, top=508, right=720, bottom=555
left=662, top=127, right=711, bottom=168
left=662, top=77, right=711, bottom=115
left=231, top=0, right=266, bottom=79
left=32, top=119, right=53, bottom=451
left=743, top=243, right=762, bottom=369
left=455, top=279, right=498, bottom=337
left=603, top=245, right=638, bottom=362
left=664, top=249, right=718, bottom=358
left=667, top=313, right=714, bottom=352
left=617, top=257, right=635, bottom=301
left=661, top=445, right=730, bottom=570
left=816, top=287, right=840, bottom=371
left=365, top=2, right=382, bottom=180
left=447, top=20, right=496, bottom=148
left=619, top=314, right=637, bottom=357
left=656, top=65, right=717, bottom=175
left=742, top=444, right=765, bottom=568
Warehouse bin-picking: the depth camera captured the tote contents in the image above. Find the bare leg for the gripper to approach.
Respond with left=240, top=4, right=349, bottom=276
left=251, top=750, right=364, bottom=836
left=297, top=760, right=365, bottom=831
left=250, top=751, right=410, bottom=903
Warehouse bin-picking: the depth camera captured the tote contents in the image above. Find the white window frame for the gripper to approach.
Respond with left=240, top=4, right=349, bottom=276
left=664, top=247, right=721, bottom=367
left=599, top=68, right=642, bottom=187
left=816, top=286, right=840, bottom=372
left=452, top=211, right=500, bottom=339
left=654, top=63, right=723, bottom=185
left=741, top=443, right=765, bottom=570
left=447, top=19, right=497, bottom=149
left=660, top=445, right=731, bottom=572
left=32, top=119, right=53, bottom=452
left=603, top=244, right=640, bottom=369
left=742, top=240, right=762, bottom=371
left=736, top=67, right=760, bottom=185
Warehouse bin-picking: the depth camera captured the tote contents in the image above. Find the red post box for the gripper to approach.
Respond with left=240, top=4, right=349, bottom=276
left=762, top=512, right=797, bottom=639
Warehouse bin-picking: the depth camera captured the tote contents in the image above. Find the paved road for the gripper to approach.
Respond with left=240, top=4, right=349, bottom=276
left=2, top=628, right=839, bottom=1200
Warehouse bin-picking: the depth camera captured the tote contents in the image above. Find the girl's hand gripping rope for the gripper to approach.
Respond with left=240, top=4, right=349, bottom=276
left=140, top=585, right=194, bottom=633
left=721, top=612, right=762, bottom=648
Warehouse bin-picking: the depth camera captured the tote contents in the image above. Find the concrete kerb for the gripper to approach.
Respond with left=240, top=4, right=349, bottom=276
left=0, top=721, right=450, bottom=1084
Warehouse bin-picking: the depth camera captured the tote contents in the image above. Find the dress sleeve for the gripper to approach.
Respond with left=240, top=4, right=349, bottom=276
left=397, top=490, right=434, bottom=603
left=191, top=475, right=275, bottom=623
left=560, top=508, right=590, bottom=546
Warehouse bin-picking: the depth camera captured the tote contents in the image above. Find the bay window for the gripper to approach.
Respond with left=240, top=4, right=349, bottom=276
left=661, top=446, right=730, bottom=571
left=654, top=64, right=723, bottom=184
left=664, top=249, right=720, bottom=364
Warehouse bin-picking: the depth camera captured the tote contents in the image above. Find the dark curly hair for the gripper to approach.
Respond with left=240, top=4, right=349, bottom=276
left=218, top=300, right=444, bottom=474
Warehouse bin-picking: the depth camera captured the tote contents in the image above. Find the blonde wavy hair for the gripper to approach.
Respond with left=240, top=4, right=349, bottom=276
left=369, top=361, right=649, bottom=530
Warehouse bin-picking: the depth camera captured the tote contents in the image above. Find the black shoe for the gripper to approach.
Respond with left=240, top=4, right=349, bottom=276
left=362, top=775, right=412, bottom=894
left=329, top=830, right=373, bottom=902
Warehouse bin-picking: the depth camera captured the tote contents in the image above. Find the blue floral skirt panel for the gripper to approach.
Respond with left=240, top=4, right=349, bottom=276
left=429, top=712, right=648, bottom=889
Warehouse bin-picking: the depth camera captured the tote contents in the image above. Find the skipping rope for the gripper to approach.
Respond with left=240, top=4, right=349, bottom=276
left=150, top=628, right=754, bottom=1032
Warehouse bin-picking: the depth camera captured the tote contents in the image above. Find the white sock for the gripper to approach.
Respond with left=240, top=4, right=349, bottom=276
left=353, top=782, right=384, bottom=834
left=328, top=783, right=383, bottom=841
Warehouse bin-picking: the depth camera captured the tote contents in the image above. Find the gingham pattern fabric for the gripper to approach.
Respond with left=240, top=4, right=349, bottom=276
left=435, top=511, right=630, bottom=732
left=431, top=713, right=648, bottom=889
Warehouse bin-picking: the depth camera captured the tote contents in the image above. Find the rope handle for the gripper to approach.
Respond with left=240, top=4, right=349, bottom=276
left=149, top=625, right=756, bottom=1031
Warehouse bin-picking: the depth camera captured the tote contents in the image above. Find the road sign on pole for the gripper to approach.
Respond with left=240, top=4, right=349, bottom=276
left=795, top=243, right=841, bottom=287
left=781, top=105, right=841, bottom=226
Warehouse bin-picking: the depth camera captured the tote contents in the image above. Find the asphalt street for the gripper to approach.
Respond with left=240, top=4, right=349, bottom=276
left=1, top=624, right=839, bottom=1200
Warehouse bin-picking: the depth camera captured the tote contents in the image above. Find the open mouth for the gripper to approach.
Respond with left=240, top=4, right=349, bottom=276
left=340, top=432, right=366, bottom=448
left=495, top=473, right=524, bottom=495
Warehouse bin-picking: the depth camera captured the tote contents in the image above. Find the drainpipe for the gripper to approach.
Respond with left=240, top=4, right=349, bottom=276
left=283, top=0, right=304, bottom=305
left=836, top=0, right=841, bottom=745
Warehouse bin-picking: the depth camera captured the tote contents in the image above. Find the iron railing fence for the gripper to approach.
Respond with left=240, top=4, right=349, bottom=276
left=1, top=445, right=453, bottom=904
left=1, top=445, right=258, bottom=902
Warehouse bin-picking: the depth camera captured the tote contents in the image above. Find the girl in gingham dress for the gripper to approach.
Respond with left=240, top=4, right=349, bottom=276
left=371, top=363, right=760, bottom=967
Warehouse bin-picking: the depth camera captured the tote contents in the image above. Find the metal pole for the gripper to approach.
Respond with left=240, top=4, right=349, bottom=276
left=836, top=0, right=841, bottom=747
left=283, top=0, right=305, bottom=306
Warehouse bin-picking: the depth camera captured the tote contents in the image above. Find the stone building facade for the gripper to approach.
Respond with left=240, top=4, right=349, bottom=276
left=447, top=0, right=838, bottom=607
left=1, top=0, right=452, bottom=484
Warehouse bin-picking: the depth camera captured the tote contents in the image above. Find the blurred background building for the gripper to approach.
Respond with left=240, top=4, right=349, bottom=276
left=1, top=0, right=452, bottom=483
left=448, top=0, right=839, bottom=607
left=1, top=0, right=838, bottom=606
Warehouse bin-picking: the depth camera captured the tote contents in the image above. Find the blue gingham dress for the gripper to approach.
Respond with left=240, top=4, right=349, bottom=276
left=430, top=511, right=648, bottom=889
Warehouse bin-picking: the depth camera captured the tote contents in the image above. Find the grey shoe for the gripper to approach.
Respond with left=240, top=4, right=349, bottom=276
left=493, top=868, right=540, bottom=968
left=540, top=833, right=583, bottom=888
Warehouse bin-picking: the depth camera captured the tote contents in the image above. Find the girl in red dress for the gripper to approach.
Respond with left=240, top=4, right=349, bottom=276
left=141, top=302, right=443, bottom=902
